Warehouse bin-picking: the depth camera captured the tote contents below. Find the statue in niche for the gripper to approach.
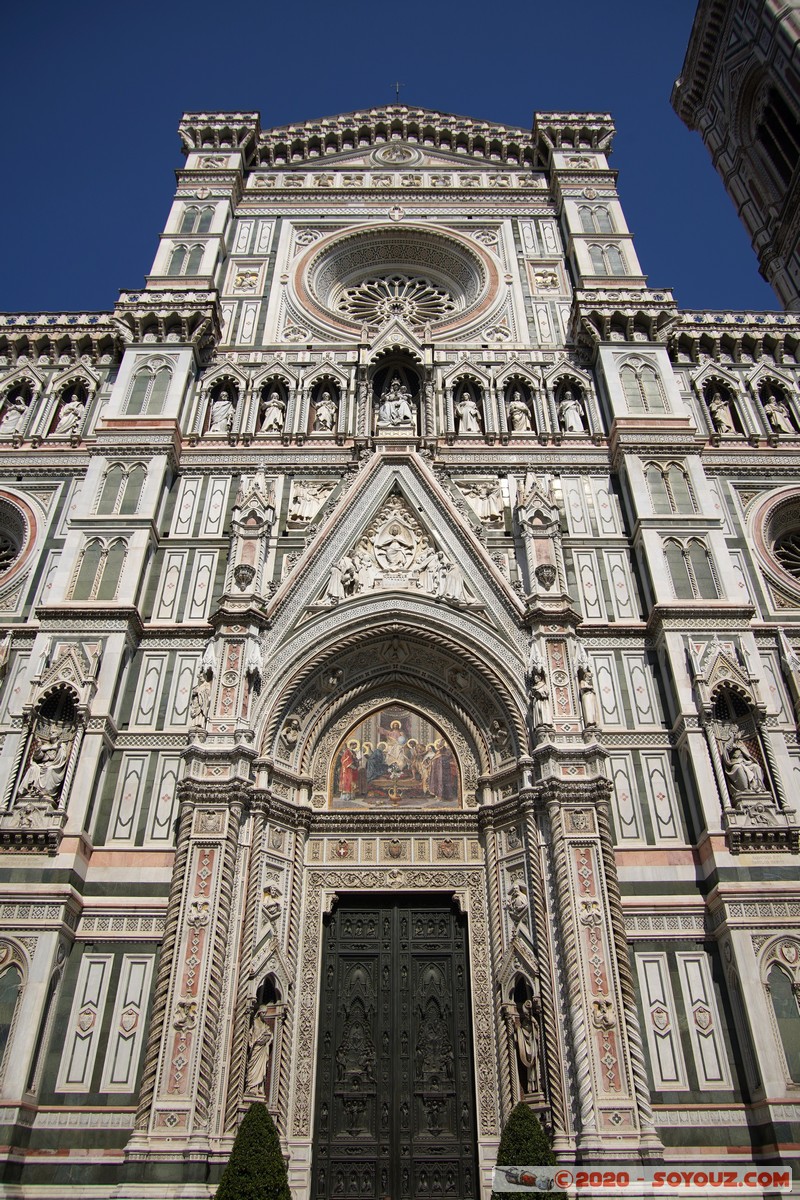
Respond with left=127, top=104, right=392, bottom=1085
left=190, top=666, right=212, bottom=727
left=464, top=482, right=504, bottom=523
left=708, top=390, right=735, bottom=435
left=527, top=648, right=552, bottom=727
left=0, top=394, right=28, bottom=434
left=288, top=481, right=328, bottom=523
left=314, top=390, right=338, bottom=432
left=576, top=644, right=600, bottom=727
left=54, top=392, right=86, bottom=436
left=208, top=388, right=235, bottom=433
left=18, top=707, right=76, bottom=805
left=515, top=995, right=542, bottom=1095
left=763, top=392, right=795, bottom=434
left=507, top=390, right=532, bottom=432
left=720, top=731, right=768, bottom=799
left=376, top=376, right=415, bottom=429
left=558, top=388, right=585, bottom=433
left=245, top=1005, right=273, bottom=1096
left=455, top=388, right=482, bottom=434
left=0, top=631, right=11, bottom=682
left=260, top=390, right=285, bottom=432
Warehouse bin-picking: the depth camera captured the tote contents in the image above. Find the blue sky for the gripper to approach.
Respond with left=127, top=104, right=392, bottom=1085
left=1, top=0, right=777, bottom=315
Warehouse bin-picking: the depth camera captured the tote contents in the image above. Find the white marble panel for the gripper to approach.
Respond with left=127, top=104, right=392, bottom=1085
left=108, top=753, right=149, bottom=843
left=676, top=952, right=732, bottom=1090
left=641, top=751, right=682, bottom=841
left=56, top=955, right=113, bottom=1092
left=608, top=753, right=644, bottom=842
left=636, top=953, right=688, bottom=1090
left=574, top=550, right=605, bottom=621
left=200, top=477, right=229, bottom=537
left=100, top=955, right=154, bottom=1092
left=604, top=549, right=639, bottom=620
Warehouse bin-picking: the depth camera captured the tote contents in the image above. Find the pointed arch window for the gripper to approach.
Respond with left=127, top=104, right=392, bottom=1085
left=767, top=961, right=800, bottom=1082
left=71, top=538, right=127, bottom=602
left=645, top=463, right=695, bottom=514
left=756, top=88, right=800, bottom=189
left=664, top=538, right=718, bottom=600
left=179, top=205, right=213, bottom=235
left=126, top=364, right=171, bottom=416
left=579, top=205, right=614, bottom=234
left=589, top=242, right=627, bottom=276
left=0, top=958, right=22, bottom=1073
left=96, top=463, right=147, bottom=516
left=621, top=363, right=667, bottom=412
left=166, top=244, right=204, bottom=277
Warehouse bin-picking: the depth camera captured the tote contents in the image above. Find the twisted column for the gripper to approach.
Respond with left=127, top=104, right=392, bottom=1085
left=134, top=799, right=193, bottom=1130
left=195, top=798, right=244, bottom=1128
left=595, top=798, right=661, bottom=1153
left=276, top=810, right=309, bottom=1135
left=546, top=795, right=596, bottom=1137
left=480, top=807, right=513, bottom=1122
left=224, top=799, right=267, bottom=1131
left=522, top=795, right=566, bottom=1138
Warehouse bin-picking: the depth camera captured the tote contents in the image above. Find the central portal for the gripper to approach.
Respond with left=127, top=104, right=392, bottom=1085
left=311, top=894, right=478, bottom=1200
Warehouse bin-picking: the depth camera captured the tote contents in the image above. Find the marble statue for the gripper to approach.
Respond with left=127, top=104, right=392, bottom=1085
left=18, top=715, right=76, bottom=804
left=576, top=645, right=599, bottom=727
left=708, top=391, right=735, bottom=435
left=0, top=395, right=28, bottom=434
left=208, top=389, right=235, bottom=433
left=54, top=392, right=86, bottom=435
left=260, top=391, right=285, bottom=432
left=558, top=389, right=585, bottom=433
left=515, top=998, right=541, bottom=1094
left=764, top=392, right=794, bottom=434
left=314, top=391, right=338, bottom=432
left=377, top=377, right=415, bottom=429
left=245, top=1005, right=273, bottom=1096
left=721, top=733, right=767, bottom=798
left=507, top=391, right=532, bottom=432
left=527, top=648, right=552, bottom=727
left=455, top=390, right=482, bottom=434
left=190, top=669, right=212, bottom=726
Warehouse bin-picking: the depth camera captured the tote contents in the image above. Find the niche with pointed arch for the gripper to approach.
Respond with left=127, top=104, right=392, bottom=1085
left=330, top=704, right=460, bottom=809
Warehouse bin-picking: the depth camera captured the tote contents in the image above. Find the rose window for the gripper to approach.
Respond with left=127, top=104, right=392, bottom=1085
left=336, top=275, right=457, bottom=329
left=774, top=530, right=800, bottom=579
left=0, top=499, right=26, bottom=577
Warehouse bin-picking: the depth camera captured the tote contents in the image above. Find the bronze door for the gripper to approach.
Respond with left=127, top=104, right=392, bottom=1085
left=312, top=894, right=478, bottom=1200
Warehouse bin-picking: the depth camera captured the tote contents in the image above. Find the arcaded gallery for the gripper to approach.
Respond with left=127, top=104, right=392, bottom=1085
left=0, top=92, right=798, bottom=1199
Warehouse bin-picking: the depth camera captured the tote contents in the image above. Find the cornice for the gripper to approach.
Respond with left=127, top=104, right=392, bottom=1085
left=0, top=312, right=122, bottom=367
left=671, top=0, right=735, bottom=127
left=533, top=111, right=615, bottom=161
left=113, top=289, right=222, bottom=363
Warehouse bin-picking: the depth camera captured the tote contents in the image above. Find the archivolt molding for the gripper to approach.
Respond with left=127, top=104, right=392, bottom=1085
left=256, top=622, right=528, bottom=799
left=289, top=867, right=500, bottom=1141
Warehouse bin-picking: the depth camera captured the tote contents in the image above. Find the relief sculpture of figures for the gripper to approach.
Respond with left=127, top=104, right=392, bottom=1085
left=464, top=482, right=504, bottom=524
left=245, top=1005, right=274, bottom=1096
left=763, top=392, right=795, bottom=434
left=558, top=388, right=585, bottom=432
left=260, top=390, right=286, bottom=432
left=54, top=392, right=86, bottom=436
left=0, top=394, right=28, bottom=434
left=208, top=388, right=235, bottom=433
left=505, top=881, right=529, bottom=929
left=708, top=390, right=735, bottom=435
left=507, top=390, right=532, bottom=432
left=288, top=481, right=329, bottom=523
left=314, top=390, right=338, bottom=432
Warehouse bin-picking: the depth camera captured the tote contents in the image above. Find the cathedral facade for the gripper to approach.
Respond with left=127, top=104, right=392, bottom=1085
left=0, top=106, right=798, bottom=1199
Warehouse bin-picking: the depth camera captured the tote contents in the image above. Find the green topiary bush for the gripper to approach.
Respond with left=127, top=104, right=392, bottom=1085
left=491, top=1102, right=565, bottom=1199
left=216, top=1102, right=291, bottom=1200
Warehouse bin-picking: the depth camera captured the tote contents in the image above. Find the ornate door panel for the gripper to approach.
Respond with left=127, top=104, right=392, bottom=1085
left=312, top=895, right=478, bottom=1200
